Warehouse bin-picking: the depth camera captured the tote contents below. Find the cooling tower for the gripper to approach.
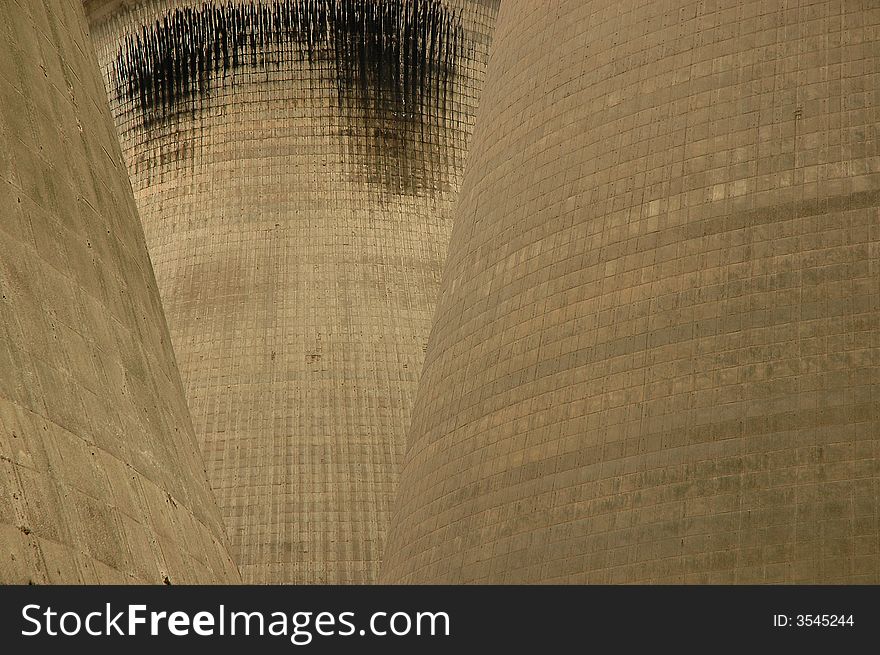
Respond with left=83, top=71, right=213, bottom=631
left=381, top=0, right=880, bottom=583
left=0, top=0, right=238, bottom=583
left=85, top=0, right=499, bottom=583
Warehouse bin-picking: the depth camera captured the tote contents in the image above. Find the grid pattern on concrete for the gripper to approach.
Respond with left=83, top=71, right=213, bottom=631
left=381, top=0, right=880, bottom=583
left=87, top=0, right=499, bottom=583
left=0, top=0, right=238, bottom=583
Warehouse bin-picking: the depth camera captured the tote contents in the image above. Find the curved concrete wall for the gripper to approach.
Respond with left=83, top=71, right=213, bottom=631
left=86, top=0, right=499, bottom=583
left=382, top=0, right=880, bottom=583
left=0, top=0, right=238, bottom=583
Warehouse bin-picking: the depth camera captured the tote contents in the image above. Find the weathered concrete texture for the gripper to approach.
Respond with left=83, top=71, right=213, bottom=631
left=382, top=0, right=880, bottom=583
left=0, top=0, right=239, bottom=583
left=86, top=0, right=499, bottom=583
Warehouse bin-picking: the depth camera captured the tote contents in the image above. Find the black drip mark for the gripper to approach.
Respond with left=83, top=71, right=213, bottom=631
left=111, top=0, right=466, bottom=196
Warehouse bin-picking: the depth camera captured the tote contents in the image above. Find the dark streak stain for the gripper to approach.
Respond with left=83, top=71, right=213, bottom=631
left=111, top=0, right=466, bottom=196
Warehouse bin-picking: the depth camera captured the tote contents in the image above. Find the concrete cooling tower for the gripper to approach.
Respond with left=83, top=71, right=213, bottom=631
left=382, top=0, right=880, bottom=583
left=0, top=0, right=238, bottom=583
left=85, top=0, right=499, bottom=583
